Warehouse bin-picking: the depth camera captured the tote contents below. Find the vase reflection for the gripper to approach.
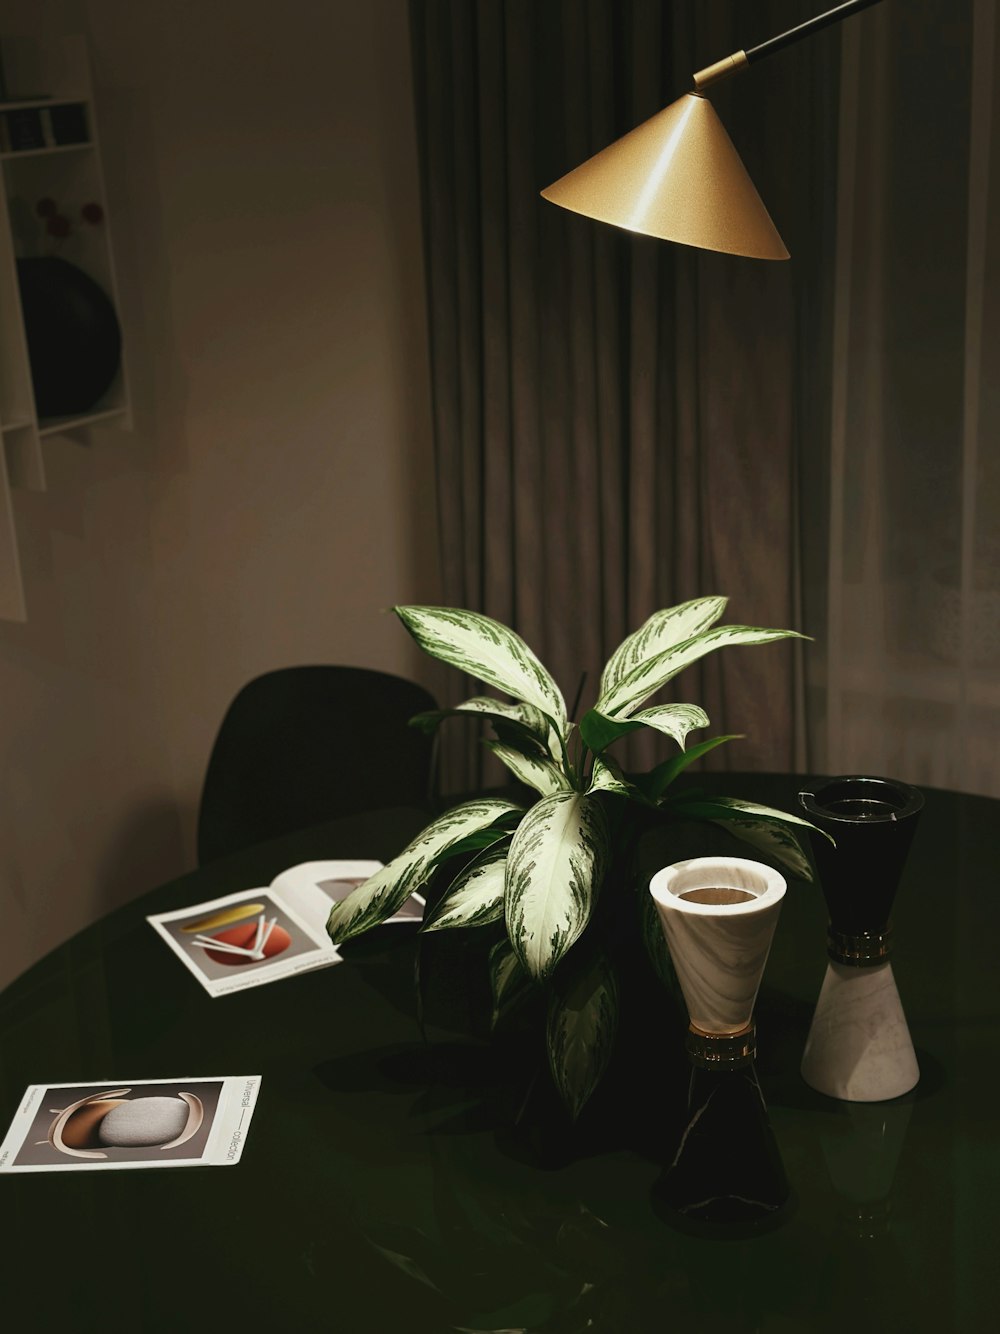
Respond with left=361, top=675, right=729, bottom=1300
left=820, top=1093, right=914, bottom=1238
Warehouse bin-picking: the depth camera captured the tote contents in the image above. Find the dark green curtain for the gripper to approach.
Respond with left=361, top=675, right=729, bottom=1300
left=410, top=0, right=838, bottom=789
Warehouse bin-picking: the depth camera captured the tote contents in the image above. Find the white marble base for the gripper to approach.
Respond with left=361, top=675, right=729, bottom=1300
left=801, top=960, right=919, bottom=1102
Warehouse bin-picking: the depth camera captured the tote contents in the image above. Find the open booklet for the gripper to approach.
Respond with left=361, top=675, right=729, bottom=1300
left=147, top=860, right=424, bottom=998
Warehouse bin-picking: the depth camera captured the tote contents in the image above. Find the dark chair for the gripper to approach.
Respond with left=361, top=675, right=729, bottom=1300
left=196, top=666, right=437, bottom=864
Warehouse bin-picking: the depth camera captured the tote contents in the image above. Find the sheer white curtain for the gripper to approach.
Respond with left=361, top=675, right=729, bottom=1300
left=822, top=0, right=1000, bottom=797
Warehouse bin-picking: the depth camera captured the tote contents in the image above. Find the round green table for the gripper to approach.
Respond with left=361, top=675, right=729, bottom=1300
left=0, top=775, right=995, bottom=1332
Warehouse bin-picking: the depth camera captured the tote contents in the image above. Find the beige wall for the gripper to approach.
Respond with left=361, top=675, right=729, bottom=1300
left=0, top=0, right=439, bottom=986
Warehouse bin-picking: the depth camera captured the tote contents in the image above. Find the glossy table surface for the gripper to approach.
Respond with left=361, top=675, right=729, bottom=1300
left=1, top=774, right=996, bottom=1332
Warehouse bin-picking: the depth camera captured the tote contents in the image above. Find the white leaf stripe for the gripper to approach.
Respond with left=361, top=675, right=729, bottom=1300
left=411, top=698, right=541, bottom=739
left=631, top=703, right=709, bottom=747
left=675, top=794, right=832, bottom=838
left=505, top=793, right=609, bottom=980
left=713, top=818, right=815, bottom=882
left=326, top=799, right=519, bottom=943
left=458, top=696, right=552, bottom=745
left=411, top=700, right=556, bottom=763
left=422, top=841, right=509, bottom=931
left=704, top=796, right=816, bottom=821
left=546, top=953, right=619, bottom=1119
left=394, top=607, right=568, bottom=734
left=326, top=860, right=426, bottom=945
left=588, top=754, right=635, bottom=797
left=420, top=696, right=552, bottom=746
left=596, top=625, right=806, bottom=719
left=599, top=597, right=728, bottom=696
left=485, top=741, right=572, bottom=797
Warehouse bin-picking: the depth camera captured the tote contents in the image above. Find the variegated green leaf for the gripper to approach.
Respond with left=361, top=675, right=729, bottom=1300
left=579, top=708, right=629, bottom=753
left=327, top=799, right=520, bottom=943
left=669, top=794, right=834, bottom=844
left=596, top=624, right=807, bottom=719
left=587, top=754, right=650, bottom=803
left=422, top=840, right=510, bottom=931
left=547, top=951, right=619, bottom=1119
left=489, top=939, right=533, bottom=1028
left=587, top=753, right=631, bottom=797
left=712, top=818, right=815, bottom=882
left=579, top=703, right=709, bottom=753
left=485, top=741, right=572, bottom=798
left=505, top=792, right=609, bottom=980
left=599, top=597, right=728, bottom=696
left=490, top=718, right=550, bottom=760
left=410, top=695, right=552, bottom=749
left=639, top=891, right=681, bottom=999
left=367, top=1242, right=442, bottom=1294
left=643, top=734, right=741, bottom=801
left=394, top=606, right=568, bottom=735
left=630, top=702, right=710, bottom=746
left=434, top=826, right=514, bottom=863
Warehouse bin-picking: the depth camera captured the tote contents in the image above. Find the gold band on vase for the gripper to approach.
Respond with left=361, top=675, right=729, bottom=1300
left=686, top=1022, right=756, bottom=1069
left=826, top=925, right=892, bottom=967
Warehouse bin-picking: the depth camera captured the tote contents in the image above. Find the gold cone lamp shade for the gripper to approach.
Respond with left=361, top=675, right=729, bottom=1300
left=541, top=93, right=789, bottom=260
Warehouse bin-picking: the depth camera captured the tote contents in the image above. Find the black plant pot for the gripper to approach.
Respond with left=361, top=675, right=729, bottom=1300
left=413, top=864, right=687, bottom=1167
left=16, top=255, right=122, bottom=418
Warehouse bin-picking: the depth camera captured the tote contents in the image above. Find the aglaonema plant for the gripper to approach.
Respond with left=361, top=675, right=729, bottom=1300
left=327, top=597, right=826, bottom=1118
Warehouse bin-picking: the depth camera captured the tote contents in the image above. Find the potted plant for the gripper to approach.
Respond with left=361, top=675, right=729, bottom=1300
left=327, top=598, right=825, bottom=1120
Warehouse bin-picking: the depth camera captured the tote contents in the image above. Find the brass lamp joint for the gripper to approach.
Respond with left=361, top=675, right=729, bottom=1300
left=686, top=1022, right=756, bottom=1069
left=692, top=50, right=749, bottom=92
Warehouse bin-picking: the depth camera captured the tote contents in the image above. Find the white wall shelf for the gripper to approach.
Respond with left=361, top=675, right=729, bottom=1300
left=0, top=97, right=88, bottom=112
left=0, top=142, right=94, bottom=162
left=0, top=36, right=130, bottom=621
left=37, top=404, right=128, bottom=437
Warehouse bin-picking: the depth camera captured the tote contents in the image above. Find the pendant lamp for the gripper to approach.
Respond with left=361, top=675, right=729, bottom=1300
left=541, top=0, right=884, bottom=259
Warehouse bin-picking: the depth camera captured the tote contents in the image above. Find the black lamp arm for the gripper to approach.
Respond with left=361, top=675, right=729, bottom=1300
left=747, top=0, right=885, bottom=64
left=693, top=0, right=885, bottom=91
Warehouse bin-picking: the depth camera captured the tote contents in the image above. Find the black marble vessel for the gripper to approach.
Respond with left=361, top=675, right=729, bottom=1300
left=797, top=776, right=923, bottom=1100
left=798, top=775, right=924, bottom=965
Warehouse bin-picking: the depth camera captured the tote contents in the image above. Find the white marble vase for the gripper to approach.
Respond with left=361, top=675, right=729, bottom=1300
left=648, top=856, right=786, bottom=1038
